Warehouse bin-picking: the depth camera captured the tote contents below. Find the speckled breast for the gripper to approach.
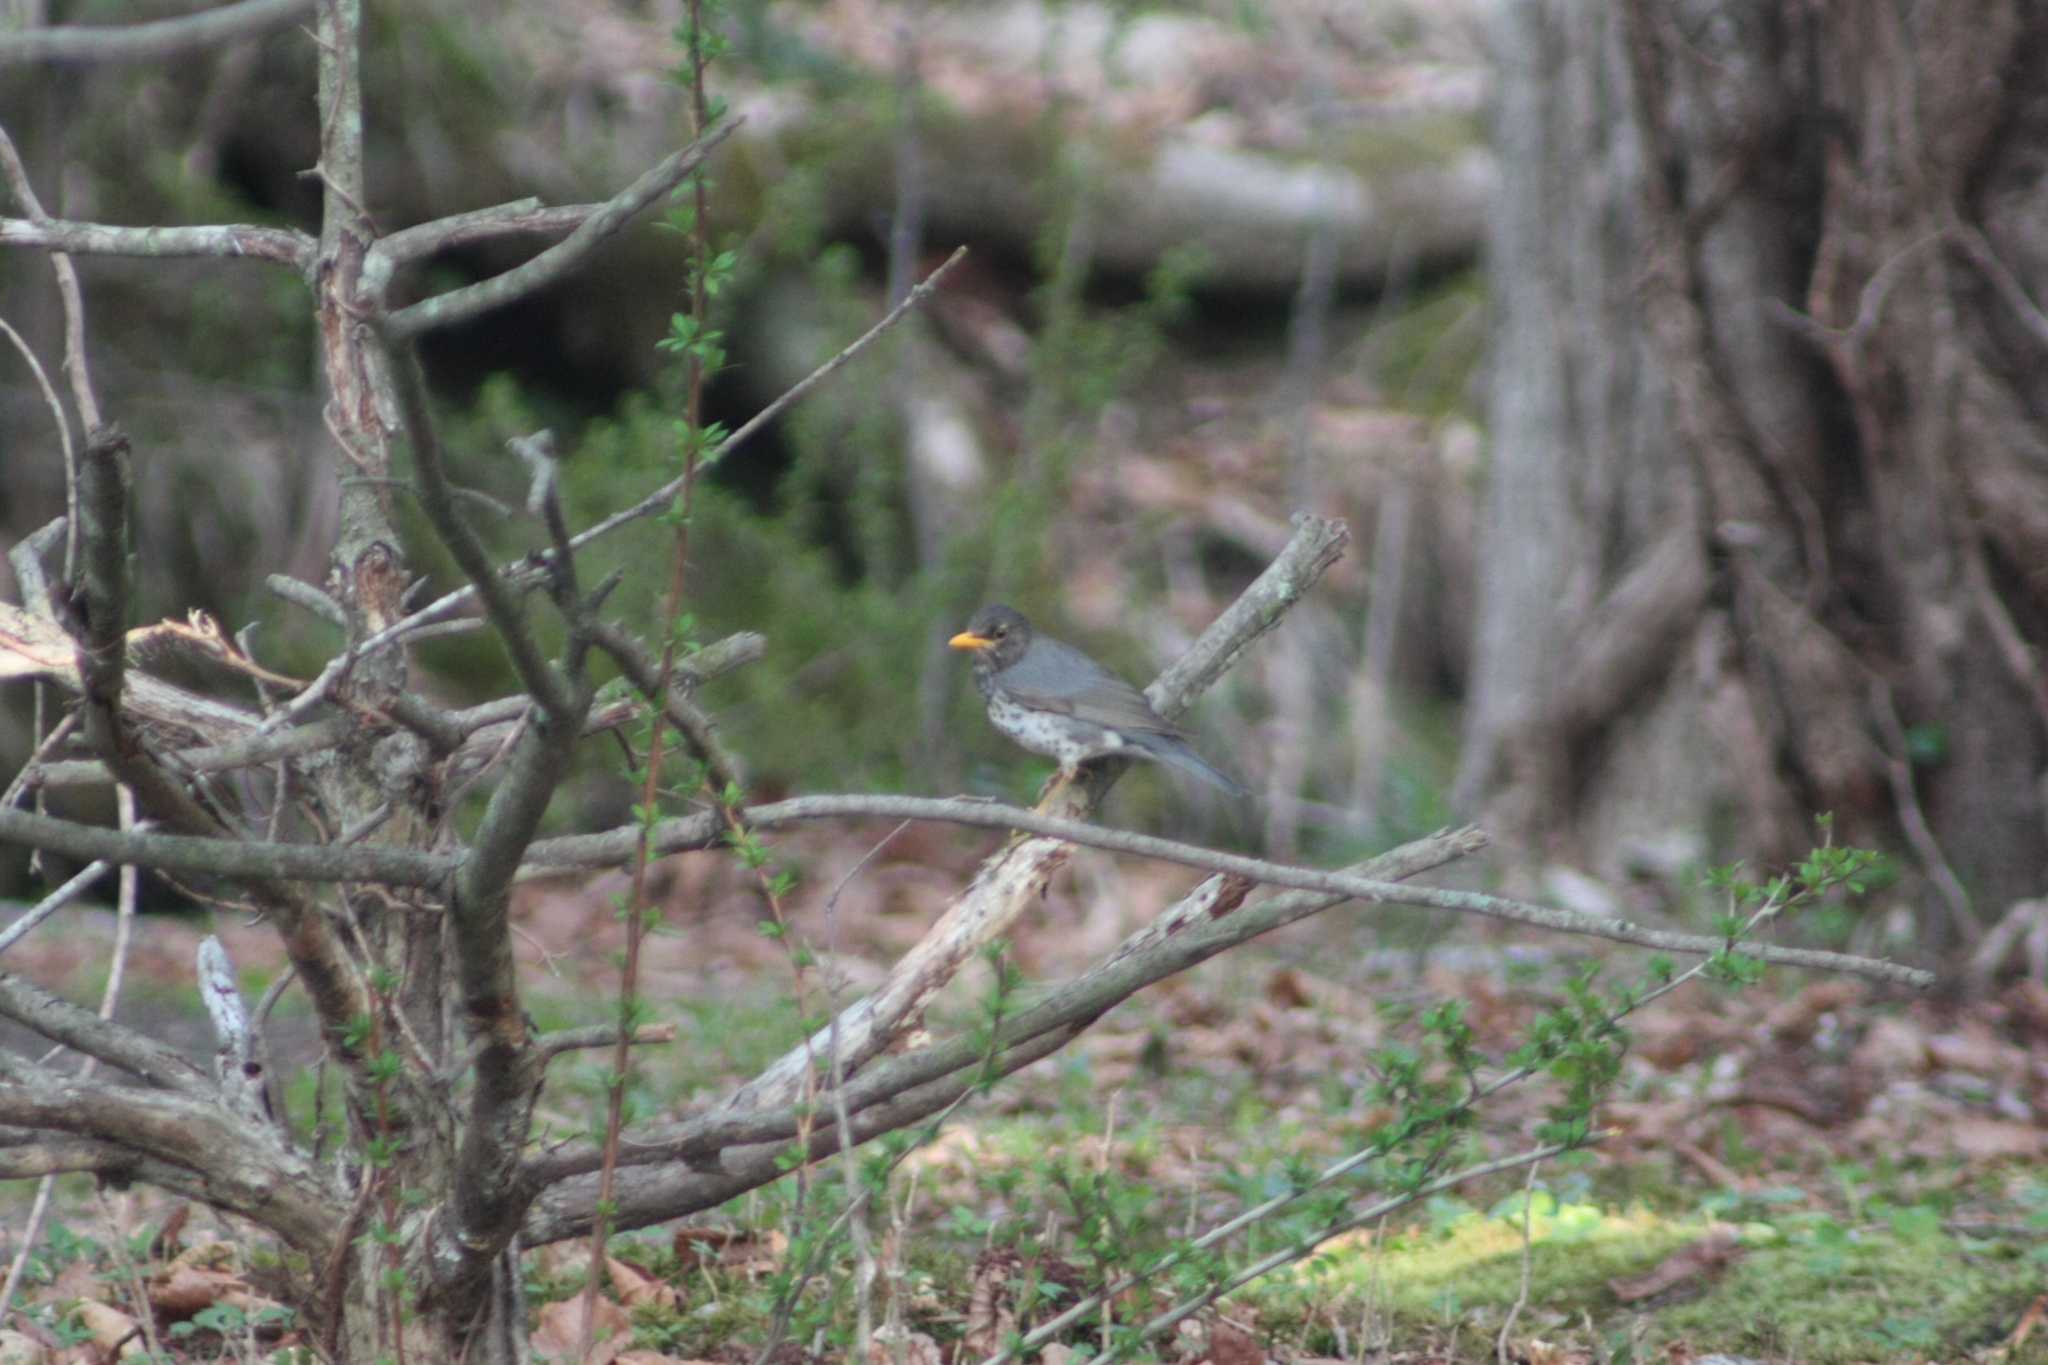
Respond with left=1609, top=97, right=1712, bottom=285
left=984, top=690, right=1124, bottom=765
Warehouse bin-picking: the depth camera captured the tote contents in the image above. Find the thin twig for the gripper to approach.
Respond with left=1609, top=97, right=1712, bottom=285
left=528, top=795, right=1932, bottom=987
left=95, top=1187, right=170, bottom=1365
left=359, top=247, right=971, bottom=666
left=1113, top=1140, right=1593, bottom=1362
left=0, top=789, right=1932, bottom=988
left=0, top=125, right=104, bottom=438
left=386, top=119, right=740, bottom=340
left=0, top=0, right=312, bottom=65
left=0, top=859, right=112, bottom=956
left=0, top=785, right=147, bottom=1327
left=369, top=198, right=593, bottom=270
left=0, top=315, right=75, bottom=505
left=536, top=1023, right=679, bottom=1062
left=581, top=42, right=726, bottom=1361
left=1496, top=1159, right=1541, bottom=1365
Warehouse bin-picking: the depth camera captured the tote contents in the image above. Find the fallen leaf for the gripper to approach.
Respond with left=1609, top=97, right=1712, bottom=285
left=148, top=1262, right=247, bottom=1318
left=532, top=1294, right=633, bottom=1365
left=605, top=1255, right=678, bottom=1311
left=74, top=1301, right=143, bottom=1359
left=1609, top=1229, right=1744, bottom=1303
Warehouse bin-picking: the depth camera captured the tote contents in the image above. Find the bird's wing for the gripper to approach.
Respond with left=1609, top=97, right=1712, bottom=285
left=998, top=638, right=1182, bottom=736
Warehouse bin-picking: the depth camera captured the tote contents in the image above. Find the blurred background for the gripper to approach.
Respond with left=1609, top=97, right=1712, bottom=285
left=5, top=0, right=2047, bottom=976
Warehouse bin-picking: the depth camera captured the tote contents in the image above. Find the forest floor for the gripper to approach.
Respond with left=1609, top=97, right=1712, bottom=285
left=4, top=816, right=2047, bottom=1365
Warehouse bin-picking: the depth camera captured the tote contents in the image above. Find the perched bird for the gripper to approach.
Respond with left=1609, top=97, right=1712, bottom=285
left=948, top=604, right=1246, bottom=795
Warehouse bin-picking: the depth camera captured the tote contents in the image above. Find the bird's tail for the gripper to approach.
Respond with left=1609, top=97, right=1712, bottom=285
left=1131, top=733, right=1250, bottom=797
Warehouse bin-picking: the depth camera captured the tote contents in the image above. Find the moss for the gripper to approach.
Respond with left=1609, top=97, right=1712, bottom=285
left=1281, top=1198, right=1703, bottom=1330
left=1653, top=1219, right=2047, bottom=1362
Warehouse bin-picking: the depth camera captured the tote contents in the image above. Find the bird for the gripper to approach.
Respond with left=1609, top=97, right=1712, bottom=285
left=948, top=603, right=1247, bottom=795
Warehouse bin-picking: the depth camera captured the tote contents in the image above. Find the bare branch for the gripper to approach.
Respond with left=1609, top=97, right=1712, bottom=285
left=0, top=1080, right=338, bottom=1251
left=0, top=217, right=314, bottom=269
left=523, top=1023, right=1079, bottom=1246
left=65, top=428, right=248, bottom=841
left=537, top=1023, right=680, bottom=1062
left=370, top=199, right=598, bottom=272
left=0, top=763, right=1901, bottom=991
left=266, top=572, right=348, bottom=627
left=560, top=246, right=972, bottom=560
left=1147, top=511, right=1351, bottom=720
left=369, top=248, right=970, bottom=663
left=383, top=351, right=576, bottom=720
left=590, top=621, right=745, bottom=793
left=0, top=0, right=311, bottom=66
left=565, top=793, right=1930, bottom=987
left=523, top=827, right=1484, bottom=1192
left=0, top=858, right=111, bottom=956
left=0, top=805, right=454, bottom=885
left=0, top=970, right=214, bottom=1096
left=384, top=119, right=740, bottom=340
left=379, top=353, right=590, bottom=1281
left=0, top=320, right=74, bottom=499
left=5, top=518, right=66, bottom=619
left=0, top=1131, right=142, bottom=1179
left=30, top=682, right=660, bottom=792
left=382, top=334, right=603, bottom=1317
left=0, top=123, right=105, bottom=434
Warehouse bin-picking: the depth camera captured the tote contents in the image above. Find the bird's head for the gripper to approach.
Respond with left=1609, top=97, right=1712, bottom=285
left=948, top=603, right=1033, bottom=670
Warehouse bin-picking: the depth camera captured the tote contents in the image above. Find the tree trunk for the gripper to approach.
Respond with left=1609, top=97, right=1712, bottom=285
left=1462, top=0, right=2048, bottom=945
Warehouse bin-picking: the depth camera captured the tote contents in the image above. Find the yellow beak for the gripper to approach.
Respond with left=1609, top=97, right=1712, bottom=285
left=948, top=631, right=994, bottom=651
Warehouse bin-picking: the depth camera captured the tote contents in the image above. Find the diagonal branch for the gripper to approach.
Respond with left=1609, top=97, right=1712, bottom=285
left=370, top=200, right=606, bottom=273
left=384, top=351, right=575, bottom=719
left=383, top=119, right=740, bottom=340
left=719, top=514, right=1351, bottom=1118
left=0, top=970, right=215, bottom=1097
left=589, top=620, right=745, bottom=794
left=523, top=827, right=1484, bottom=1193
left=0, top=0, right=311, bottom=66
left=357, top=247, right=971, bottom=667
left=531, top=828, right=1474, bottom=1245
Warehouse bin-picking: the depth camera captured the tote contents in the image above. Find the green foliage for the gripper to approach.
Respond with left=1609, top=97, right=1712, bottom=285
left=168, top=1299, right=298, bottom=1341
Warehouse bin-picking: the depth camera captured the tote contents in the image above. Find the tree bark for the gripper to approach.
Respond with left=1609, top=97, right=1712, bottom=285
left=1462, top=0, right=2048, bottom=944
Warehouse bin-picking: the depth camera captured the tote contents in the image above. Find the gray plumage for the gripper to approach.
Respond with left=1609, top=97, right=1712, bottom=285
left=950, top=604, right=1247, bottom=795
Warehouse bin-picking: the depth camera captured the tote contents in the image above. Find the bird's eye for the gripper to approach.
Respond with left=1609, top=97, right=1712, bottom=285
left=991, top=624, right=1006, bottom=637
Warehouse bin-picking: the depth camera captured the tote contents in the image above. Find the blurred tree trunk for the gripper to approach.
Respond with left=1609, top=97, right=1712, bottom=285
left=1460, top=0, right=2048, bottom=946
